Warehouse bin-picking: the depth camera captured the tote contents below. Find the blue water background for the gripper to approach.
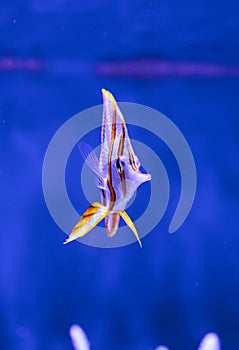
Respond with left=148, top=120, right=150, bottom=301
left=0, top=1, right=239, bottom=349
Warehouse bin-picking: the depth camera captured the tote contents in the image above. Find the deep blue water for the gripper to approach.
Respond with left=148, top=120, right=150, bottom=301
left=1, top=1, right=239, bottom=349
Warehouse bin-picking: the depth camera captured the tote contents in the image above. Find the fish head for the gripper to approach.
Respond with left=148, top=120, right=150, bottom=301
left=110, top=154, right=151, bottom=209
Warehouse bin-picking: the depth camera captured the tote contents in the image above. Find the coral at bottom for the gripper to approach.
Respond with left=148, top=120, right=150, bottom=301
left=69, top=324, right=221, bottom=350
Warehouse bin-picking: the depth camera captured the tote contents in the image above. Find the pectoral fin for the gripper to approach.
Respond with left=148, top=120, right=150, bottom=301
left=119, top=211, right=142, bottom=248
left=64, top=202, right=108, bottom=244
left=78, top=141, right=100, bottom=177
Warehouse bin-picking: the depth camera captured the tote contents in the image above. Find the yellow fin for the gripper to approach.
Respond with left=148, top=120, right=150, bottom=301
left=64, top=202, right=108, bottom=244
left=119, top=211, right=142, bottom=248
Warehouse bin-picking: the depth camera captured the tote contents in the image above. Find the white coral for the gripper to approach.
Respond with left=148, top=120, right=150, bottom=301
left=69, top=325, right=220, bottom=350
left=69, top=324, right=90, bottom=350
left=198, top=333, right=221, bottom=350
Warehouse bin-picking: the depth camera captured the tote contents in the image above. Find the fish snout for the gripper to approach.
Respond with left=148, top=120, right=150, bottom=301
left=139, top=172, right=151, bottom=183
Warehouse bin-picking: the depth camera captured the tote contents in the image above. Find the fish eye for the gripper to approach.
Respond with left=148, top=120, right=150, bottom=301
left=116, top=158, right=125, bottom=173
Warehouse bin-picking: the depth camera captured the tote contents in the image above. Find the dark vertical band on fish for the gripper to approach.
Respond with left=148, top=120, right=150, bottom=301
left=107, top=105, right=117, bottom=210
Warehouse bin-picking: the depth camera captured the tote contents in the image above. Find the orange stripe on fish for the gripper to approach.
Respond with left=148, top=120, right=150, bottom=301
left=107, top=103, right=117, bottom=210
left=117, top=121, right=126, bottom=196
left=128, top=145, right=140, bottom=172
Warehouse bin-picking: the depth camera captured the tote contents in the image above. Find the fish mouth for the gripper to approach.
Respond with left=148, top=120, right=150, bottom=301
left=140, top=173, right=152, bottom=182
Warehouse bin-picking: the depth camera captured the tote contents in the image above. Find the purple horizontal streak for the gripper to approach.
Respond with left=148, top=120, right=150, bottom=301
left=95, top=60, right=239, bottom=78
left=1, top=57, right=239, bottom=78
left=0, top=57, right=44, bottom=72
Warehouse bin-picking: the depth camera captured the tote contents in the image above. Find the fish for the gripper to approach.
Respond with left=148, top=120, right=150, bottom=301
left=64, top=89, right=151, bottom=247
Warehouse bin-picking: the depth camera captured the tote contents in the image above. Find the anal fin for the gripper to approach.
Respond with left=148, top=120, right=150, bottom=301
left=119, top=211, right=142, bottom=248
